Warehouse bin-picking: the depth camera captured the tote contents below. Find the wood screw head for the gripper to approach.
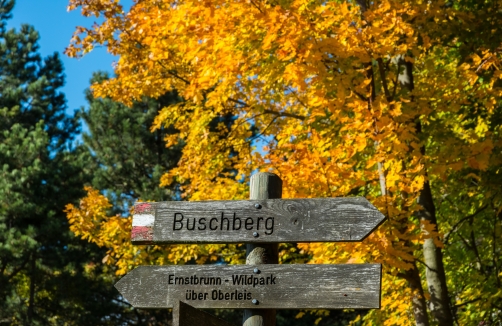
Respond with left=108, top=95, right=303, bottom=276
left=252, top=299, right=258, bottom=305
left=253, top=232, right=259, bottom=237
left=253, top=268, right=260, bottom=274
left=254, top=203, right=261, bottom=209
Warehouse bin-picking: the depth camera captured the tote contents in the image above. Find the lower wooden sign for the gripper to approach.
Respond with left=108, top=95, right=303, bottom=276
left=173, top=300, right=235, bottom=326
left=115, top=264, right=381, bottom=309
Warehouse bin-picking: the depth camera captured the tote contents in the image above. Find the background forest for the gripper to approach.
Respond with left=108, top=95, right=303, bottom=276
left=1, top=0, right=502, bottom=325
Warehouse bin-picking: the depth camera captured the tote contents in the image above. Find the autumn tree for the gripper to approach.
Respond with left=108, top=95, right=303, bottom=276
left=70, top=71, right=366, bottom=325
left=66, top=0, right=502, bottom=325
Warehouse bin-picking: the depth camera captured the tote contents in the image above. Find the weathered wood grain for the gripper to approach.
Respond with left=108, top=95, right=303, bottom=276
left=131, top=197, right=386, bottom=244
left=243, top=172, right=281, bottom=326
left=173, top=300, right=235, bottom=326
left=114, top=264, right=382, bottom=309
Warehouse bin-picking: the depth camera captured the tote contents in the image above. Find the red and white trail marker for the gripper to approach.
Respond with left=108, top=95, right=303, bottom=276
left=131, top=203, right=155, bottom=242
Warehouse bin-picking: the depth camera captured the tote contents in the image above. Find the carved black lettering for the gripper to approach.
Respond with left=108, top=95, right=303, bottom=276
left=232, top=213, right=241, bottom=230
left=211, top=289, right=217, bottom=300
left=245, top=217, right=253, bottom=230
left=238, top=292, right=243, bottom=300
left=265, top=217, right=274, bottom=234
left=168, top=274, right=174, bottom=285
left=173, top=213, right=184, bottom=230
left=204, top=292, right=208, bottom=300
left=220, top=212, right=230, bottom=231
left=257, top=217, right=264, bottom=230
left=187, top=218, right=196, bottom=230
left=209, top=218, right=218, bottom=230
left=186, top=289, right=191, bottom=300
left=198, top=218, right=207, bottom=230
left=246, top=292, right=252, bottom=300
left=232, top=274, right=243, bottom=285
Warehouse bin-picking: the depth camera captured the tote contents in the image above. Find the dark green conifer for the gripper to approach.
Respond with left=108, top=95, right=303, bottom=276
left=0, top=1, right=124, bottom=324
left=80, top=71, right=183, bottom=214
left=78, top=71, right=183, bottom=323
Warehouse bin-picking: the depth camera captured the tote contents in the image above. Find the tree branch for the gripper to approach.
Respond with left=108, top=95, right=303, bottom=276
left=377, top=57, right=392, bottom=102
left=454, top=297, right=481, bottom=308
left=391, top=59, right=402, bottom=99
left=469, top=216, right=485, bottom=274
left=263, top=109, right=305, bottom=120
left=444, top=204, right=488, bottom=245
left=228, top=98, right=306, bottom=120
left=287, top=86, right=309, bottom=110
left=228, top=97, right=250, bottom=107
left=248, top=116, right=279, bottom=141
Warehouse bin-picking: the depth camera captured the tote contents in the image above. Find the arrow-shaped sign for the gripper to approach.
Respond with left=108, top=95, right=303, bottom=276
left=115, top=264, right=381, bottom=309
left=132, top=197, right=385, bottom=244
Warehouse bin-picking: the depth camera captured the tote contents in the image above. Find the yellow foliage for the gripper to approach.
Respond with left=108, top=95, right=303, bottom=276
left=65, top=0, right=502, bottom=324
left=65, top=187, right=243, bottom=276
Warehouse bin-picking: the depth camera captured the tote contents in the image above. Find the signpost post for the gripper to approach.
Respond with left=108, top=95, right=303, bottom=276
left=173, top=300, right=235, bottom=326
left=118, top=172, right=386, bottom=326
left=243, top=172, right=281, bottom=326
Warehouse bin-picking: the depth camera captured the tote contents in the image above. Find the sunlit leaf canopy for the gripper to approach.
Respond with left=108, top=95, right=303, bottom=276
left=65, top=0, right=502, bottom=324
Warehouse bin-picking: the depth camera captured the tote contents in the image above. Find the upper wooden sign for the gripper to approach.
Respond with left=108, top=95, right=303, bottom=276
left=115, top=264, right=382, bottom=309
left=132, top=197, right=385, bottom=244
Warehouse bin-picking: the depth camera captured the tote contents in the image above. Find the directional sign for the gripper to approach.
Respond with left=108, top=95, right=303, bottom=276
left=132, top=197, right=385, bottom=244
left=115, top=264, right=382, bottom=309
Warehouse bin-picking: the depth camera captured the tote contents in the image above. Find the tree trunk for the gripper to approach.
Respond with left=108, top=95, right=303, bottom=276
left=417, top=181, right=454, bottom=325
left=372, top=58, right=430, bottom=325
left=397, top=55, right=454, bottom=325
left=402, top=263, right=431, bottom=326
left=356, top=2, right=439, bottom=324
left=242, top=172, right=281, bottom=326
left=27, top=253, right=36, bottom=323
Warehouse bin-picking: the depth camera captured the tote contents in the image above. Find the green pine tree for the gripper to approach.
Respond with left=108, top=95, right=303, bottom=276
left=78, top=71, right=183, bottom=324
left=80, top=71, right=183, bottom=214
left=0, top=1, right=127, bottom=324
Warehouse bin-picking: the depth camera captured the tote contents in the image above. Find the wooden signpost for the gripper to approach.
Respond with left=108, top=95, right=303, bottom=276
left=117, top=172, right=385, bottom=326
left=115, top=264, right=382, bottom=309
left=131, top=198, right=385, bottom=244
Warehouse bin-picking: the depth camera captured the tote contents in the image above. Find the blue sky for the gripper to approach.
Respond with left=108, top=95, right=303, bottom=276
left=7, top=0, right=133, bottom=117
